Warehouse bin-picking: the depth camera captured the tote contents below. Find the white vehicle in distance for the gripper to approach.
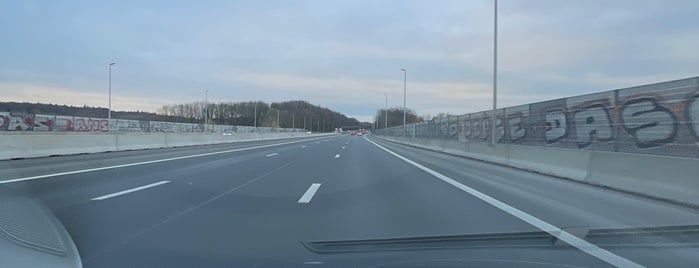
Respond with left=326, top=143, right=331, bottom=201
left=222, top=128, right=236, bottom=135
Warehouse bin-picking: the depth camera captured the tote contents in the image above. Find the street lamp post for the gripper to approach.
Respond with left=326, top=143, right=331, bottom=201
left=108, top=62, right=116, bottom=119
left=204, top=89, right=209, bottom=132
left=384, top=93, right=388, bottom=129
left=491, top=0, right=498, bottom=145
left=292, top=113, right=295, bottom=129
left=401, top=68, right=407, bottom=136
left=254, top=101, right=257, bottom=132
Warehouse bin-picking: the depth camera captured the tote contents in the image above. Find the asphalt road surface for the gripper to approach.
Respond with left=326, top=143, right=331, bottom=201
left=1, top=134, right=698, bottom=267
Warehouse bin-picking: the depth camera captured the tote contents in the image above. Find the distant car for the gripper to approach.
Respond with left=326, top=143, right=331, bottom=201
left=306, top=131, right=312, bottom=134
left=222, top=132, right=234, bottom=136
left=350, top=131, right=356, bottom=135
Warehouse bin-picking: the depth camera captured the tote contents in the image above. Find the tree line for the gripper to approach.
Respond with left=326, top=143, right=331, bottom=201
left=0, top=102, right=198, bottom=123
left=373, top=108, right=423, bottom=129
left=158, top=100, right=372, bottom=131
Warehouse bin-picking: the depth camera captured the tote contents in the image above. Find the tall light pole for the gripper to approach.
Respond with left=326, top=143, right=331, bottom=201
left=384, top=93, right=388, bottom=129
left=254, top=101, right=257, bottom=132
left=204, top=90, right=209, bottom=132
left=491, top=0, right=498, bottom=145
left=401, top=68, right=407, bottom=136
left=108, top=62, right=116, bottom=119
left=277, top=109, right=280, bottom=128
left=292, top=113, right=295, bottom=129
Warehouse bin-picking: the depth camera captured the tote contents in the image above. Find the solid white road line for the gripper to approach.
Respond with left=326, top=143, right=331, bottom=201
left=0, top=137, right=328, bottom=184
left=334, top=154, right=341, bottom=159
left=364, top=136, right=643, bottom=268
left=91, top=181, right=171, bottom=201
left=298, top=183, right=322, bottom=203
left=301, top=146, right=307, bottom=148
left=265, top=153, right=279, bottom=157
left=341, top=146, right=346, bottom=149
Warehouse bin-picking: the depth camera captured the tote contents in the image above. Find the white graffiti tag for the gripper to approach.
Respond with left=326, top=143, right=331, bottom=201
left=544, top=110, right=567, bottom=143
left=621, top=98, right=676, bottom=148
left=573, top=104, right=613, bottom=148
left=689, top=95, right=699, bottom=139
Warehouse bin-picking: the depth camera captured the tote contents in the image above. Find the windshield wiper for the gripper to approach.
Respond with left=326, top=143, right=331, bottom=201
left=303, top=225, right=699, bottom=253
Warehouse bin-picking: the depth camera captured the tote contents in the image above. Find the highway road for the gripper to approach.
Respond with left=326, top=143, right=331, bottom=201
left=1, top=134, right=698, bottom=267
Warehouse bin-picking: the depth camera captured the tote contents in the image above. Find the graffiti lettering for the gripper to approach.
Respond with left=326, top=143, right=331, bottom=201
left=74, top=118, right=109, bottom=132
left=688, top=94, right=699, bottom=139
left=448, top=123, right=458, bottom=139
left=573, top=104, right=613, bottom=148
left=0, top=112, right=297, bottom=134
left=495, top=117, right=504, bottom=143
left=8, top=115, right=33, bottom=131
left=376, top=78, right=699, bottom=157
left=0, top=113, right=7, bottom=130
left=544, top=110, right=567, bottom=143
left=33, top=116, right=52, bottom=131
left=463, top=120, right=472, bottom=138
left=507, top=113, right=526, bottom=142
left=53, top=118, right=72, bottom=131
left=471, top=118, right=483, bottom=139
left=621, top=98, right=677, bottom=148
left=439, top=121, right=449, bottom=138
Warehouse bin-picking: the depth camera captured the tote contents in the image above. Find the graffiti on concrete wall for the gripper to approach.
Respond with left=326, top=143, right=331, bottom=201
left=0, top=112, right=305, bottom=134
left=0, top=112, right=52, bottom=131
left=381, top=77, right=699, bottom=158
left=0, top=113, right=112, bottom=132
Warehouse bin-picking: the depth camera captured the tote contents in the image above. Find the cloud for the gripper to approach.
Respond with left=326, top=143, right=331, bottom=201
left=217, top=71, right=531, bottom=116
left=1, top=0, right=698, bottom=121
left=0, top=82, right=171, bottom=112
left=348, top=115, right=375, bottom=123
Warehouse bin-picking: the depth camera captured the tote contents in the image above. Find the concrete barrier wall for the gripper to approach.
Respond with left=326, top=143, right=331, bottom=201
left=0, top=132, right=334, bottom=160
left=375, top=77, right=699, bottom=206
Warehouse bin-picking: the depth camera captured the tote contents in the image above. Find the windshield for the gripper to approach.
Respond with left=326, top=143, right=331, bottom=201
left=1, top=1, right=698, bottom=267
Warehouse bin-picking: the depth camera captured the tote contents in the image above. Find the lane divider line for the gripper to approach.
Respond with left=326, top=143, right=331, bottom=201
left=364, top=136, right=643, bottom=268
left=83, top=158, right=302, bottom=262
left=341, top=146, right=346, bottom=149
left=91, top=181, right=171, bottom=201
left=0, top=136, right=330, bottom=184
left=298, top=183, right=322, bottom=203
left=301, top=146, right=307, bottom=148
left=334, top=154, right=341, bottom=159
left=265, top=153, right=279, bottom=157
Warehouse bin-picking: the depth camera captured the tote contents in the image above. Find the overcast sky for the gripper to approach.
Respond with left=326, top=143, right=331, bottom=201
left=1, top=0, right=698, bottom=122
